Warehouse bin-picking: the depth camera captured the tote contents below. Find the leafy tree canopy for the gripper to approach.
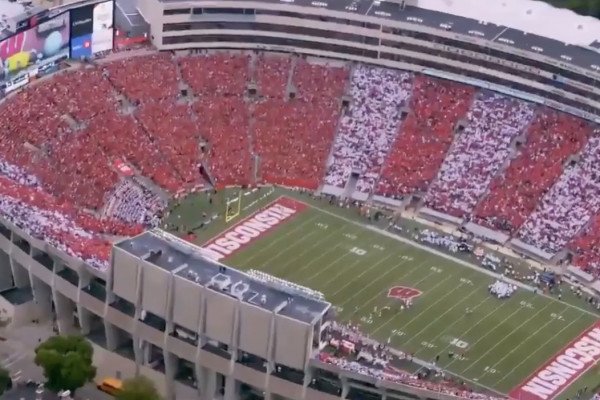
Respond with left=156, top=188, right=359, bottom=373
left=116, top=376, right=162, bottom=400
left=544, top=0, right=600, bottom=19
left=34, top=335, right=96, bottom=393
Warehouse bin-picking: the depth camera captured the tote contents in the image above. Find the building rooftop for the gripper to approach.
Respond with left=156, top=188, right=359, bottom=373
left=116, top=230, right=330, bottom=324
left=167, top=0, right=600, bottom=73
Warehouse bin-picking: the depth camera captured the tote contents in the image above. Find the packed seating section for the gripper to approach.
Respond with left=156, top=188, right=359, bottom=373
left=424, top=92, right=535, bottom=218
left=324, top=66, right=413, bottom=193
left=473, top=110, right=591, bottom=233
left=180, top=54, right=253, bottom=188
left=376, top=76, right=475, bottom=198
left=254, top=58, right=348, bottom=189
left=2, top=51, right=600, bottom=396
left=0, top=51, right=599, bottom=282
left=518, top=131, right=600, bottom=254
left=569, top=214, right=600, bottom=277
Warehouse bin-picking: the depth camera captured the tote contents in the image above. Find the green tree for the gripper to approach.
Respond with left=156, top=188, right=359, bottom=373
left=0, top=366, right=10, bottom=395
left=116, top=376, right=162, bottom=400
left=34, top=335, right=96, bottom=393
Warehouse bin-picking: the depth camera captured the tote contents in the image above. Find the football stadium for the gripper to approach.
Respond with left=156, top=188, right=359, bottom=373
left=0, top=0, right=599, bottom=399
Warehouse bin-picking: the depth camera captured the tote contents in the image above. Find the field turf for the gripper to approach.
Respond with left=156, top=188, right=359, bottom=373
left=165, top=188, right=600, bottom=399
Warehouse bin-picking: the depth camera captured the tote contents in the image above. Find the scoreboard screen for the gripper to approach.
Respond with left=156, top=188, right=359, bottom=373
left=70, top=0, right=114, bottom=58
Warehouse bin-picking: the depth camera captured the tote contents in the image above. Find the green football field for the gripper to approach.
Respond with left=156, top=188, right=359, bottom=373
left=165, top=188, right=600, bottom=399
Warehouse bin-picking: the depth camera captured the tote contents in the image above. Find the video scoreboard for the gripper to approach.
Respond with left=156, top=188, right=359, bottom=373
left=0, top=0, right=115, bottom=94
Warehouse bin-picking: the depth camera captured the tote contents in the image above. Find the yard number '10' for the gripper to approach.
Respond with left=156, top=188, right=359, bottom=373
left=350, top=247, right=367, bottom=256
left=450, top=338, right=469, bottom=349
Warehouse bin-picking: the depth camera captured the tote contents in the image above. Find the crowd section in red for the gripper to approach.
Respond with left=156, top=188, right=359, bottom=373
left=1, top=51, right=600, bottom=278
left=474, top=111, right=591, bottom=233
left=181, top=54, right=253, bottom=188
left=376, top=76, right=475, bottom=198
left=254, top=57, right=348, bottom=189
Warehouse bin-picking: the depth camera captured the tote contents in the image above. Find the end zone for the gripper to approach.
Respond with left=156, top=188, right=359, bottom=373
left=509, top=320, right=600, bottom=400
left=202, top=196, right=308, bottom=261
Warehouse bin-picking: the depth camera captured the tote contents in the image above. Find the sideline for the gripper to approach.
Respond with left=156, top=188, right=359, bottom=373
left=298, top=200, right=600, bottom=319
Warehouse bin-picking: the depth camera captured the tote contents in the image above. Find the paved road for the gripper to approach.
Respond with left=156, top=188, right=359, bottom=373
left=0, top=323, right=112, bottom=400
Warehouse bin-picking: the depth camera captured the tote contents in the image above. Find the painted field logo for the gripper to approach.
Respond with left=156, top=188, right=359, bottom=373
left=387, top=286, right=422, bottom=301
left=202, top=197, right=307, bottom=261
left=509, top=321, right=600, bottom=400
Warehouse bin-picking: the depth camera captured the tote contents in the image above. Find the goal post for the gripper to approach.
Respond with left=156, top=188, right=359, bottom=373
left=225, top=190, right=242, bottom=223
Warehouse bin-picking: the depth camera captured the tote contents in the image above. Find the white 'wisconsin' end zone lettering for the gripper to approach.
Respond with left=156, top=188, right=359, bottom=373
left=202, top=197, right=308, bottom=261
left=509, top=323, right=600, bottom=400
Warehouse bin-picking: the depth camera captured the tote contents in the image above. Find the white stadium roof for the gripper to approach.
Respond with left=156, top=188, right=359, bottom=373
left=0, top=0, right=26, bottom=19
left=417, top=0, right=600, bottom=48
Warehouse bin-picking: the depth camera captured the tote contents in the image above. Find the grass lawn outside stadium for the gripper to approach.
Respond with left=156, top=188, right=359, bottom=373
left=163, top=187, right=600, bottom=400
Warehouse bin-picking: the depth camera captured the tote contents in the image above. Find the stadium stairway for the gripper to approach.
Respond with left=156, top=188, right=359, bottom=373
left=199, top=160, right=216, bottom=188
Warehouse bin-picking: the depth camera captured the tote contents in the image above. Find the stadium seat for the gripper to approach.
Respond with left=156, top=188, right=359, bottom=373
left=424, top=92, right=535, bottom=218
left=473, top=109, right=591, bottom=233
left=518, top=130, right=600, bottom=254
left=254, top=58, right=348, bottom=189
left=376, top=76, right=475, bottom=198
left=324, top=66, right=413, bottom=193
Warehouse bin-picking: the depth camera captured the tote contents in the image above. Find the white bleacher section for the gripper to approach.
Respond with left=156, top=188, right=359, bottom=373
left=516, top=130, right=600, bottom=255
left=103, top=179, right=166, bottom=226
left=323, top=66, right=413, bottom=195
left=424, top=93, right=535, bottom=218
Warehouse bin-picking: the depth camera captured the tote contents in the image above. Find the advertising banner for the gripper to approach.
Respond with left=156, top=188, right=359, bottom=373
left=0, top=12, right=70, bottom=83
left=70, top=1, right=113, bottom=58
left=92, top=1, right=114, bottom=53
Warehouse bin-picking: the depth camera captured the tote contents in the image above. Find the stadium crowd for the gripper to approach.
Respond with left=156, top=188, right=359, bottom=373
left=320, top=323, right=504, bottom=400
left=376, top=76, right=475, bottom=198
left=0, top=50, right=599, bottom=281
left=517, top=132, right=600, bottom=254
left=424, top=93, right=535, bottom=218
left=324, top=66, right=413, bottom=193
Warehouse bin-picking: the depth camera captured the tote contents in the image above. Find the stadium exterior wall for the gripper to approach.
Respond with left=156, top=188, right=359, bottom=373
left=137, top=0, right=600, bottom=123
left=0, top=215, right=470, bottom=400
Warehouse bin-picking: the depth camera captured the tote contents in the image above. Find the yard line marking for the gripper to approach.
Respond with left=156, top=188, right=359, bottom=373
left=296, top=199, right=599, bottom=318
left=478, top=305, right=569, bottom=381
left=301, top=228, right=382, bottom=285
left=492, top=312, right=585, bottom=387
left=441, top=298, right=527, bottom=370
left=414, top=295, right=494, bottom=358
left=405, top=281, right=483, bottom=349
left=460, top=301, right=554, bottom=375
left=241, top=214, right=321, bottom=264
left=273, top=223, right=350, bottom=275
left=248, top=216, right=337, bottom=270
left=285, top=242, right=352, bottom=281
left=329, top=252, right=403, bottom=297
left=371, top=272, right=460, bottom=335
left=319, top=252, right=397, bottom=289
left=346, top=258, right=438, bottom=313
left=305, top=249, right=371, bottom=287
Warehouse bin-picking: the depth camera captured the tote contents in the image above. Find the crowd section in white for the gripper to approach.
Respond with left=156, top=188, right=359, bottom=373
left=324, top=66, right=413, bottom=193
left=104, top=180, right=165, bottom=226
left=518, top=130, right=600, bottom=253
left=0, top=190, right=109, bottom=271
left=0, top=159, right=40, bottom=187
left=425, top=92, right=535, bottom=218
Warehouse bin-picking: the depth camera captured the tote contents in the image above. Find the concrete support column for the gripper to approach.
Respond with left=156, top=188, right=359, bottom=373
left=224, top=375, right=239, bottom=400
left=163, top=350, right=177, bottom=400
left=30, top=275, right=52, bottom=322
